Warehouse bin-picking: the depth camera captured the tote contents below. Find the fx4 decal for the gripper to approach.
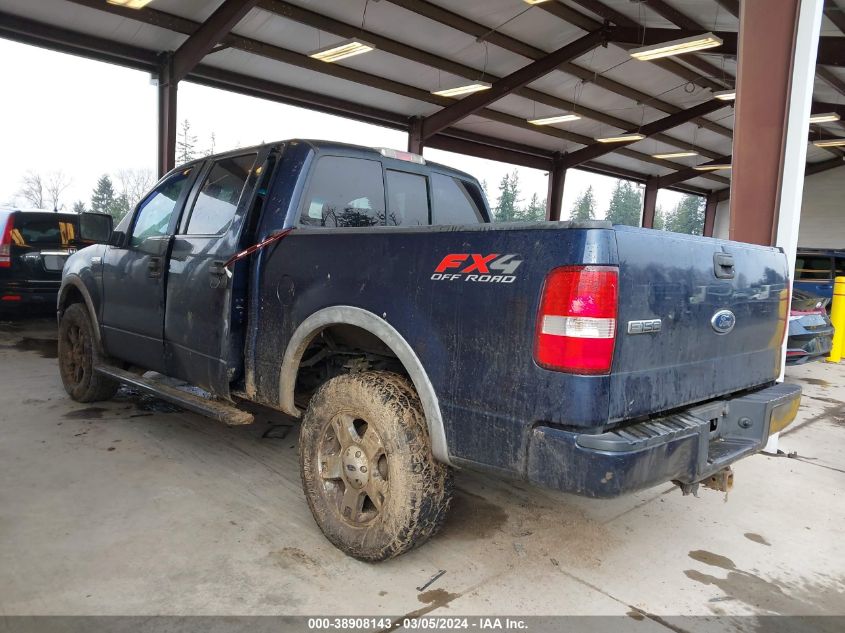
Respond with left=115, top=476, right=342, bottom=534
left=432, top=253, right=523, bottom=284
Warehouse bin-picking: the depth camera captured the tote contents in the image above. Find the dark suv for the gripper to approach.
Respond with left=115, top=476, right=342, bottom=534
left=0, top=209, right=84, bottom=310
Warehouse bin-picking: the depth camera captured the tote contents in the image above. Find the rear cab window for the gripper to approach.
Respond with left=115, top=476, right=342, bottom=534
left=300, top=156, right=385, bottom=227
left=297, top=153, right=489, bottom=228
left=431, top=173, right=487, bottom=224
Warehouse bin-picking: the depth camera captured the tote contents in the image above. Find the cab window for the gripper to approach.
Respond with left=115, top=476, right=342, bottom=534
left=386, top=170, right=429, bottom=226
left=431, top=174, right=485, bottom=225
left=300, top=156, right=385, bottom=227
left=130, top=168, right=193, bottom=247
left=185, top=154, right=256, bottom=235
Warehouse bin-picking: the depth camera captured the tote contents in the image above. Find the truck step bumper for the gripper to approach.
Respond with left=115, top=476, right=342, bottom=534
left=526, top=382, right=801, bottom=498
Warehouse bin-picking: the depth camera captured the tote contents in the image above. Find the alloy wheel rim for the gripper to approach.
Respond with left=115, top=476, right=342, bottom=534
left=64, top=324, right=86, bottom=385
left=318, top=412, right=389, bottom=526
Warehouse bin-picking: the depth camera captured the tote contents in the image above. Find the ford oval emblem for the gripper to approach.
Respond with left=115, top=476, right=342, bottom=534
left=711, top=309, right=736, bottom=334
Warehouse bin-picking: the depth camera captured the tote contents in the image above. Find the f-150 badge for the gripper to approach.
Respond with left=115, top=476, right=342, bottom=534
left=627, top=319, right=662, bottom=334
left=432, top=253, right=523, bottom=284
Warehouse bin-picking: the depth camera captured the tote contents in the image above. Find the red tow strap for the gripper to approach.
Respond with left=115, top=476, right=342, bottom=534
left=224, top=227, right=295, bottom=269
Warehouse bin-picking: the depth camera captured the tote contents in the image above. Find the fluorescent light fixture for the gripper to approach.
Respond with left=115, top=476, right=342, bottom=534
left=809, top=112, right=841, bottom=124
left=693, top=163, right=732, bottom=171
left=107, top=0, right=154, bottom=7
left=309, top=39, right=375, bottom=63
left=527, top=113, right=581, bottom=125
left=713, top=89, right=736, bottom=101
left=652, top=151, right=699, bottom=159
left=432, top=81, right=492, bottom=97
left=523, top=0, right=551, bottom=4
left=813, top=137, right=845, bottom=147
left=596, top=133, right=645, bottom=143
left=629, top=32, right=723, bottom=61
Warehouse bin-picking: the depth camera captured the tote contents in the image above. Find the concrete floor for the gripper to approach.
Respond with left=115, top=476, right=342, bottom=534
left=0, top=316, right=843, bottom=622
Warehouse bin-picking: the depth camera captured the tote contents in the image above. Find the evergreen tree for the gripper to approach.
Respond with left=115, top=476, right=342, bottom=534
left=493, top=170, right=522, bottom=222
left=653, top=205, right=666, bottom=231
left=72, top=200, right=86, bottom=214
left=520, top=192, right=546, bottom=222
left=665, top=194, right=705, bottom=235
left=606, top=180, right=643, bottom=227
left=90, top=175, right=117, bottom=215
left=177, top=119, right=198, bottom=164
left=569, top=185, right=596, bottom=221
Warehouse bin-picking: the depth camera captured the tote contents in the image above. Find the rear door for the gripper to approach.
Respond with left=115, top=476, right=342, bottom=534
left=164, top=151, right=263, bottom=395
left=609, top=227, right=789, bottom=421
left=101, top=167, right=197, bottom=372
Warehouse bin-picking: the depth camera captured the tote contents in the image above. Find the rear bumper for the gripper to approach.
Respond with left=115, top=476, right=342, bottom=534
left=0, top=281, right=61, bottom=307
left=527, top=382, right=802, bottom=498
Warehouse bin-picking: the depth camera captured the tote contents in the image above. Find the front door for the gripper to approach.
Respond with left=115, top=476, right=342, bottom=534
left=164, top=151, right=261, bottom=396
left=100, top=167, right=197, bottom=372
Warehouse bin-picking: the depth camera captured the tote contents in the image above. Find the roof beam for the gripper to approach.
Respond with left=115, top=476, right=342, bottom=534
left=713, top=0, right=740, bottom=19
left=612, top=28, right=845, bottom=68
left=420, top=30, right=608, bottom=139
left=559, top=99, right=729, bottom=169
left=560, top=0, right=725, bottom=91
left=171, top=0, right=259, bottom=82
left=654, top=156, right=732, bottom=188
left=0, top=6, right=715, bottom=195
left=824, top=0, right=845, bottom=33
left=259, top=0, right=724, bottom=159
left=65, top=0, right=728, bottom=183
left=384, top=0, right=733, bottom=139
left=806, top=156, right=845, bottom=176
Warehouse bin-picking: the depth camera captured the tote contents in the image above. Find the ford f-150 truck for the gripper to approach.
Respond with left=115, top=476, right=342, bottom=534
left=58, top=140, right=801, bottom=561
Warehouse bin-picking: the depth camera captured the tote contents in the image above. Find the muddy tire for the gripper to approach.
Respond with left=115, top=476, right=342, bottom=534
left=299, top=371, right=453, bottom=562
left=58, top=303, right=118, bottom=403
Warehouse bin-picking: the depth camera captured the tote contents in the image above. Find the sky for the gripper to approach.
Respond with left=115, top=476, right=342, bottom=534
left=0, top=38, right=687, bottom=218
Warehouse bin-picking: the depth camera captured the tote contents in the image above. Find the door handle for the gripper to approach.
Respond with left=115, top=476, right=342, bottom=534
left=209, top=260, right=229, bottom=276
left=148, top=256, right=162, bottom=278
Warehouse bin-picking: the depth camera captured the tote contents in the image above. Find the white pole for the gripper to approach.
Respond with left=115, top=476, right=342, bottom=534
left=767, top=0, right=824, bottom=452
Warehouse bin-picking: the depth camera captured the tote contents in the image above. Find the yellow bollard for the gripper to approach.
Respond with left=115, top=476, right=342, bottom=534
left=827, top=276, right=845, bottom=363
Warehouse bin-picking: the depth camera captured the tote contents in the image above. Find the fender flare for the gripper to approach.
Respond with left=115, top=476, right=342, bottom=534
left=57, top=276, right=102, bottom=345
left=279, top=306, right=451, bottom=465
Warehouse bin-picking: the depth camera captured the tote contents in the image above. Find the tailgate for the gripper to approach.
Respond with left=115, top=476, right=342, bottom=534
left=609, top=226, right=788, bottom=422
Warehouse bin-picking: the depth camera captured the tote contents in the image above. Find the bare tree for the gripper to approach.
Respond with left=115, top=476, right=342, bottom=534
left=19, top=171, right=45, bottom=209
left=115, top=168, right=155, bottom=209
left=45, top=171, right=71, bottom=211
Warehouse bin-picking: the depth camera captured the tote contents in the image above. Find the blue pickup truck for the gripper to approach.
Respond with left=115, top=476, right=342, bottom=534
left=58, top=140, right=801, bottom=561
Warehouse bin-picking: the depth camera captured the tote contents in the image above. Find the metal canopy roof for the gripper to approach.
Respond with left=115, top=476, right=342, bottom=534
left=1, top=0, right=844, bottom=196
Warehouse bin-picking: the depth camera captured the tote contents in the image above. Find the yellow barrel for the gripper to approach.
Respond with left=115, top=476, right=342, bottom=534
left=826, top=276, right=845, bottom=363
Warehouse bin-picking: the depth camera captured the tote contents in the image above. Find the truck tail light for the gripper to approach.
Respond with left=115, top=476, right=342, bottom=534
left=0, top=214, right=13, bottom=268
left=534, top=266, right=619, bottom=374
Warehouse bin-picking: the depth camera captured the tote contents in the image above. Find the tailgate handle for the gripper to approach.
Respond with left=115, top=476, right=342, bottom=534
left=713, top=252, right=735, bottom=279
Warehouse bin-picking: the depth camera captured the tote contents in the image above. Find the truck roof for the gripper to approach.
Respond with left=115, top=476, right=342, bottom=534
left=182, top=138, right=482, bottom=187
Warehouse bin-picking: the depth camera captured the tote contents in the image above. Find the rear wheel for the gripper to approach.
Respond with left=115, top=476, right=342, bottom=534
left=58, top=303, right=118, bottom=402
left=299, top=371, right=452, bottom=561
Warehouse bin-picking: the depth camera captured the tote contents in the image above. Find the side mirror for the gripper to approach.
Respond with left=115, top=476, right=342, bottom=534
left=79, top=212, right=113, bottom=244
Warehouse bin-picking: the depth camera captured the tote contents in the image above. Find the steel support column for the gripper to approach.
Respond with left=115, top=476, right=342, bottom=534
left=730, top=0, right=824, bottom=453
left=729, top=0, right=820, bottom=245
left=546, top=154, right=566, bottom=221
left=703, top=191, right=719, bottom=237
left=641, top=179, right=659, bottom=228
left=157, top=54, right=177, bottom=178
left=407, top=117, right=424, bottom=155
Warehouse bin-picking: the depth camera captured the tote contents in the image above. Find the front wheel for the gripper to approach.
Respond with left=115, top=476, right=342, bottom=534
left=58, top=303, right=118, bottom=402
left=299, top=371, right=453, bottom=561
